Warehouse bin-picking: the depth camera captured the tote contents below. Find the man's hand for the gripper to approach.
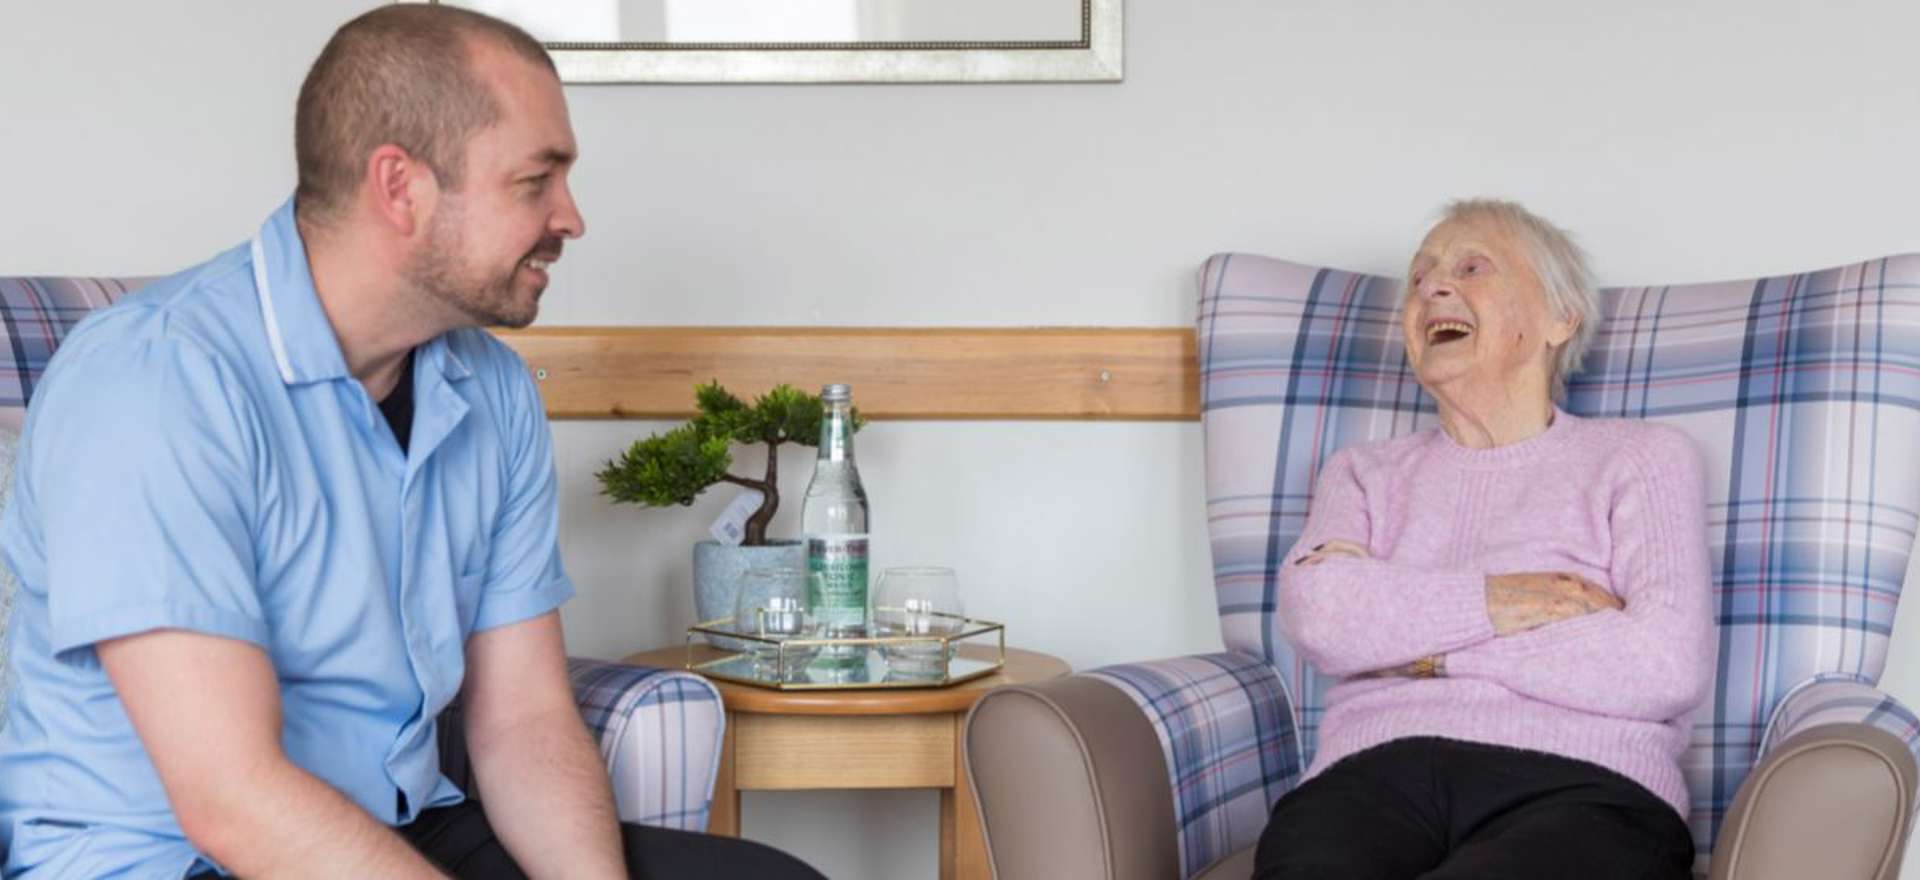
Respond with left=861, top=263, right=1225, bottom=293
left=1296, top=539, right=1369, bottom=566
left=1484, top=572, right=1623, bottom=636
left=99, top=630, right=445, bottom=879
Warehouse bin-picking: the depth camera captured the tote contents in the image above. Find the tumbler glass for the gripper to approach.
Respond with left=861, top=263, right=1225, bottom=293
left=871, top=566, right=965, bottom=679
left=732, top=565, right=816, bottom=680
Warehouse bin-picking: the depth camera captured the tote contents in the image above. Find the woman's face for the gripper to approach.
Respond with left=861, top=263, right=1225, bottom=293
left=1401, top=216, right=1577, bottom=400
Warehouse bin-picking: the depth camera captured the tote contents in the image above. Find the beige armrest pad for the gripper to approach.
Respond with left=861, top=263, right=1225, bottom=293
left=1710, top=722, right=1918, bottom=880
left=963, top=676, right=1179, bottom=880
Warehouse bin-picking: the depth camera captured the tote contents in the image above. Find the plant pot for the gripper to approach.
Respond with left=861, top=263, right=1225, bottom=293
left=693, top=539, right=807, bottom=649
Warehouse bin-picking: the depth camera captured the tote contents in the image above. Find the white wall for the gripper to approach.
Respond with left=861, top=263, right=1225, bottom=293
left=6, top=2, right=1920, bottom=878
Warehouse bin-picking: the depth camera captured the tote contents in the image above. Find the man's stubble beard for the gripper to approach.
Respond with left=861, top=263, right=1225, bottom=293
left=403, top=197, right=541, bottom=330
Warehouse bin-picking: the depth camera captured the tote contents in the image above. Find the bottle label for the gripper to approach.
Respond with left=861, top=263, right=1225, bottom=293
left=708, top=489, right=764, bottom=546
left=808, top=535, right=869, bottom=630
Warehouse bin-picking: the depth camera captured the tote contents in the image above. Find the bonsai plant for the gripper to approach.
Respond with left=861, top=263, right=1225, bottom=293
left=597, top=381, right=863, bottom=630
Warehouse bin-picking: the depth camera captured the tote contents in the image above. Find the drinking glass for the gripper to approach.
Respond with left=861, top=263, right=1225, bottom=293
left=871, top=566, right=966, bottom=679
left=732, top=566, right=816, bottom=680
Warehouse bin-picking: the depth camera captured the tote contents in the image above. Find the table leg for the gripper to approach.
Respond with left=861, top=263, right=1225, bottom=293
left=708, top=712, right=741, bottom=837
left=939, top=713, right=990, bottom=880
left=940, top=787, right=957, bottom=880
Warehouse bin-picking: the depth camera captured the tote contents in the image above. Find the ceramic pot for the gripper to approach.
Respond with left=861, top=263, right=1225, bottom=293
left=692, top=540, right=807, bottom=648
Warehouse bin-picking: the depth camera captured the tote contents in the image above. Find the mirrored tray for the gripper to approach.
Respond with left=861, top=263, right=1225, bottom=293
left=684, top=616, right=1006, bottom=691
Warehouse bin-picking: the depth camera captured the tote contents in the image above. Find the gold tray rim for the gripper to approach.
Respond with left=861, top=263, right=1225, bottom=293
left=681, top=618, right=1007, bottom=691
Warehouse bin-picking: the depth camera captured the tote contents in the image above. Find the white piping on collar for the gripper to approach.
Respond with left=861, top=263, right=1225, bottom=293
left=442, top=344, right=471, bottom=379
left=250, top=234, right=297, bottom=384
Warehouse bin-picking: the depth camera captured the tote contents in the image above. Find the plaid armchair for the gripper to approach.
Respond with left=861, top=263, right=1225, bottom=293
left=0, top=276, right=723, bottom=833
left=966, top=253, right=1920, bottom=879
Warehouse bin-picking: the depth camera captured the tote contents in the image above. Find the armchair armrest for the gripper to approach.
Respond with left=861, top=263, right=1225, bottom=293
left=963, top=652, right=1299, bottom=880
left=566, top=657, right=725, bottom=832
left=1710, top=675, right=1920, bottom=880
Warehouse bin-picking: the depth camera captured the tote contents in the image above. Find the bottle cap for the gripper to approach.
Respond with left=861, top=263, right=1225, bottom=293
left=821, top=383, right=852, bottom=402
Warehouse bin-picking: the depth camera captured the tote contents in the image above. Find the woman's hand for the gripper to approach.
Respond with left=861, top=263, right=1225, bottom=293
left=1484, top=572, right=1623, bottom=636
left=1296, top=539, right=1369, bottom=566
left=1356, top=655, right=1447, bottom=680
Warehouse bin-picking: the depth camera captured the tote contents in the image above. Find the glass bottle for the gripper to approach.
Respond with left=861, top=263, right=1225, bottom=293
left=802, top=383, right=870, bottom=666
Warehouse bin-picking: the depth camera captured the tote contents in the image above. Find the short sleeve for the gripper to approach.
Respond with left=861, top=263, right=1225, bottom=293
left=25, top=331, right=267, bottom=662
left=470, top=354, right=572, bottom=633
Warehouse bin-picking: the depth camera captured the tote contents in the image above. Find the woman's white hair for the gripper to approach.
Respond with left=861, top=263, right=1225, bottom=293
left=1428, top=199, right=1599, bottom=400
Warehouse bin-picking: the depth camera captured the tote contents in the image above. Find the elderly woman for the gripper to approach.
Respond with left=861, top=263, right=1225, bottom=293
left=1253, top=200, right=1713, bottom=879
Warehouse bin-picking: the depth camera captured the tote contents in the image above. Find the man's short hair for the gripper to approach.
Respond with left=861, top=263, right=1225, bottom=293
left=294, top=5, right=555, bottom=224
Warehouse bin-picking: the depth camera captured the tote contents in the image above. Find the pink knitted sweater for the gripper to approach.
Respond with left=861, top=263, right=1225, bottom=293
left=1281, top=409, right=1715, bottom=818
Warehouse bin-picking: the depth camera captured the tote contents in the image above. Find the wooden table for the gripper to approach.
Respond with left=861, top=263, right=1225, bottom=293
left=624, top=643, right=1070, bottom=880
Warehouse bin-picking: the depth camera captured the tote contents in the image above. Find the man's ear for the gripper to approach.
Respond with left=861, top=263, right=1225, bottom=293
left=364, top=144, right=434, bottom=237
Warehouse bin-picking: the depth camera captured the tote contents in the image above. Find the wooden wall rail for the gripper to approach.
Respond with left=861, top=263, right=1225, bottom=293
left=491, top=327, right=1200, bottom=421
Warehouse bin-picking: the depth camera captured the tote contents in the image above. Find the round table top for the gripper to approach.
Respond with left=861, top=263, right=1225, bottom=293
left=622, top=643, right=1071, bottom=716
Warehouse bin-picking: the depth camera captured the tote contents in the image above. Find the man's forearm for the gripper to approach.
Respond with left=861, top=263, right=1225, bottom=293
left=467, top=707, right=625, bottom=879
left=192, top=755, right=444, bottom=879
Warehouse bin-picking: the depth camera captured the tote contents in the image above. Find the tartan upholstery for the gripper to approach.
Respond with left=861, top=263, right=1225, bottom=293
left=1759, top=673, right=1920, bottom=758
left=567, top=657, right=724, bottom=831
left=0, top=277, right=147, bottom=425
left=1194, top=250, right=1920, bottom=870
left=0, top=275, right=724, bottom=832
left=1085, top=652, right=1300, bottom=878
left=0, top=429, right=16, bottom=710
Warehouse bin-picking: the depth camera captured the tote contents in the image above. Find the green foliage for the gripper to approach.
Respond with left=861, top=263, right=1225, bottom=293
left=596, top=422, right=732, bottom=507
left=698, top=382, right=825, bottom=448
left=596, top=381, right=863, bottom=521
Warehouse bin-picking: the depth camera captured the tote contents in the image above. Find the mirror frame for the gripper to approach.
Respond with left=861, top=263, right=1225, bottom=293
left=416, top=0, right=1122, bottom=83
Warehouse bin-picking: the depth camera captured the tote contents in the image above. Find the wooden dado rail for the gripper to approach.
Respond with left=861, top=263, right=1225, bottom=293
left=492, top=327, right=1200, bottom=421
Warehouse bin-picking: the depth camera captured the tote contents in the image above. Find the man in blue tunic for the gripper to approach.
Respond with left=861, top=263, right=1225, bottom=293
left=0, top=6, right=821, bottom=878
